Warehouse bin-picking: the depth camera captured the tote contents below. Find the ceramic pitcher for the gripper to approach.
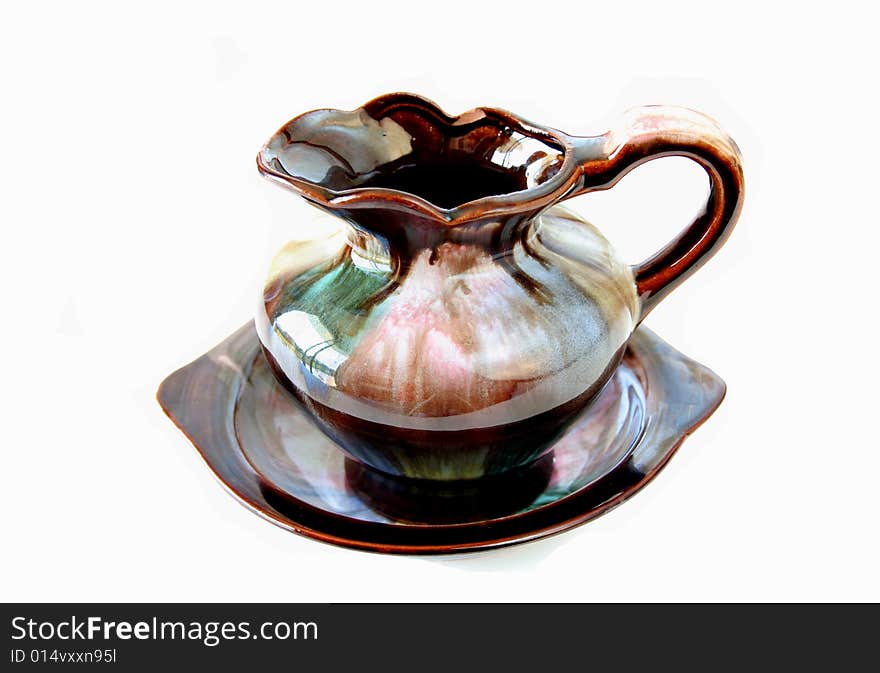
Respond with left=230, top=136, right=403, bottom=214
left=255, top=93, right=743, bottom=481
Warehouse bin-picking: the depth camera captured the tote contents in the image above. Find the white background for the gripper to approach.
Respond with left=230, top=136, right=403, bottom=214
left=2, top=1, right=878, bottom=602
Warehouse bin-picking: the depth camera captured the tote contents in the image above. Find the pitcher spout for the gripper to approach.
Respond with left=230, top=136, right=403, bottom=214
left=256, top=93, right=584, bottom=248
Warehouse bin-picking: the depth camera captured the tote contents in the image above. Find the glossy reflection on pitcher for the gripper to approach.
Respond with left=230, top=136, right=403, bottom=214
left=256, top=93, right=743, bottom=482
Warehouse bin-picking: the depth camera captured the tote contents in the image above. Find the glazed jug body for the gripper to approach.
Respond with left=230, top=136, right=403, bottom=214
left=256, top=94, right=743, bottom=481
left=258, top=204, right=638, bottom=480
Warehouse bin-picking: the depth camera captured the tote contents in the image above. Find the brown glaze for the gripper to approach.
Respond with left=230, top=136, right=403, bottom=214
left=157, top=323, right=726, bottom=554
left=342, top=453, right=555, bottom=525
left=571, top=107, right=745, bottom=316
left=257, top=95, right=743, bottom=293
left=263, top=343, right=625, bottom=479
left=255, top=95, right=743, bottom=482
left=257, top=93, right=571, bottom=232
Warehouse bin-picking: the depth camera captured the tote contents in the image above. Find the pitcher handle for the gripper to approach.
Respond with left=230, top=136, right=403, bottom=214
left=567, top=106, right=745, bottom=320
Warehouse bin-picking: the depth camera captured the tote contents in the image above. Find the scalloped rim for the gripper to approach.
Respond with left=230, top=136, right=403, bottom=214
left=256, top=93, right=586, bottom=225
